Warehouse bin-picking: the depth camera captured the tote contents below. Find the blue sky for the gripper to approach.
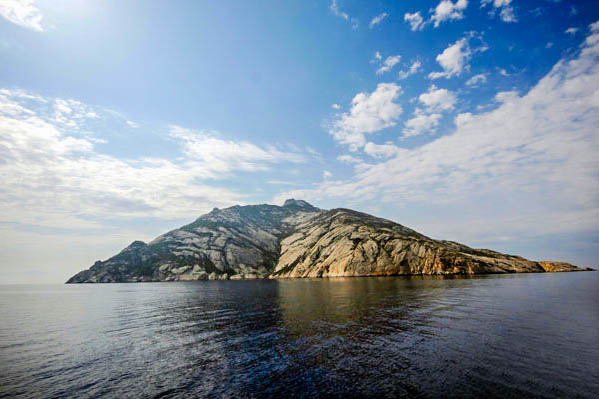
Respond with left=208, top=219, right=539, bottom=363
left=1, top=0, right=598, bottom=283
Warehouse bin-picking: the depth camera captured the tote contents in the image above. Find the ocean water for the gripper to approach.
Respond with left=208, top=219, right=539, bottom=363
left=0, top=272, right=597, bottom=398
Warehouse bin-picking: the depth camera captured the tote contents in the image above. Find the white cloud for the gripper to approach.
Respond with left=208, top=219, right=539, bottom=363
left=330, top=0, right=348, bottom=20
left=0, top=0, right=43, bottom=31
left=466, top=73, right=487, bottom=86
left=337, top=154, right=362, bottom=164
left=494, top=90, right=519, bottom=103
left=369, top=12, right=388, bottom=28
left=404, top=12, right=425, bottom=31
left=374, top=51, right=382, bottom=61
left=0, top=90, right=308, bottom=230
left=481, top=0, right=517, bottom=23
left=565, top=27, right=579, bottom=35
left=430, top=0, right=468, bottom=28
left=402, top=109, right=442, bottom=137
left=546, top=42, right=554, bottom=49
left=275, top=28, right=599, bottom=257
left=418, top=85, right=457, bottom=111
left=376, top=55, right=401, bottom=75
left=428, top=37, right=471, bottom=79
left=499, top=6, right=517, bottom=22
left=323, top=170, right=333, bottom=179
left=306, top=146, right=320, bottom=156
left=126, top=120, right=139, bottom=128
left=329, top=83, right=403, bottom=150
left=400, top=85, right=456, bottom=138
left=266, top=180, right=297, bottom=186
left=169, top=125, right=305, bottom=175
left=398, top=61, right=422, bottom=80
left=330, top=0, right=358, bottom=29
left=481, top=0, right=511, bottom=6
left=498, top=68, right=509, bottom=76
left=332, top=103, right=341, bottom=110
left=364, top=142, right=399, bottom=158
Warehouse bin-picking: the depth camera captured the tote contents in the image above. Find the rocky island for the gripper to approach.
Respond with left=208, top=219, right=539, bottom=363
left=66, top=199, right=588, bottom=283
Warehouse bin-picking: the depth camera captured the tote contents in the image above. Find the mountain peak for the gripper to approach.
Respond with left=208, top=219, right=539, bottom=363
left=282, top=199, right=318, bottom=211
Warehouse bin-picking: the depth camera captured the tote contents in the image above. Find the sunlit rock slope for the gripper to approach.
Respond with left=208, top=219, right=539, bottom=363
left=66, top=199, right=586, bottom=283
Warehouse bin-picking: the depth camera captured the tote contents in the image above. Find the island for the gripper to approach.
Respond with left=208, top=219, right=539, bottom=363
left=66, top=199, right=590, bottom=283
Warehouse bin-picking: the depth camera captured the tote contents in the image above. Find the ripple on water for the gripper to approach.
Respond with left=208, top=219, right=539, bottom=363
left=0, top=273, right=597, bottom=398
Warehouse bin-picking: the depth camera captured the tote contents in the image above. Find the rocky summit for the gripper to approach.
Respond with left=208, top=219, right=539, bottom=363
left=66, top=199, right=586, bottom=283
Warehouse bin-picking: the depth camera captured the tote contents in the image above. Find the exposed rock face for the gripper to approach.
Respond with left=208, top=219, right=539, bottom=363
left=66, top=200, right=588, bottom=283
left=272, top=208, right=549, bottom=278
left=537, top=261, right=585, bottom=272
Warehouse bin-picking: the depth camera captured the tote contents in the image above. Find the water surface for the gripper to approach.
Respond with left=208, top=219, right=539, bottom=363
left=1, top=272, right=597, bottom=398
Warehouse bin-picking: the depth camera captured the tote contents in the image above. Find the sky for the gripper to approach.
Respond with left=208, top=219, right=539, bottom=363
left=0, top=0, right=598, bottom=283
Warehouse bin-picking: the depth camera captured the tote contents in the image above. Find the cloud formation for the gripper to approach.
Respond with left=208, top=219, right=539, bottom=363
left=0, top=91, right=306, bottom=230
left=466, top=73, right=488, bottom=86
left=376, top=55, right=401, bottom=75
left=0, top=0, right=43, bottom=31
left=330, top=0, right=348, bottom=20
left=429, top=37, right=472, bottom=79
left=431, top=0, right=469, bottom=28
left=402, top=110, right=442, bottom=137
left=282, top=25, right=599, bottom=249
left=169, top=126, right=305, bottom=176
left=328, top=83, right=403, bottom=150
left=398, top=61, right=422, bottom=80
left=369, top=12, right=388, bottom=28
left=481, top=0, right=517, bottom=23
left=418, top=85, right=457, bottom=112
left=330, top=0, right=358, bottom=28
left=404, top=12, right=425, bottom=31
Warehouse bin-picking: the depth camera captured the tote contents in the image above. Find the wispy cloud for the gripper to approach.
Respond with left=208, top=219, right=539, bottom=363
left=169, top=125, right=305, bottom=175
left=466, top=73, right=487, bottom=86
left=481, top=0, right=517, bottom=23
left=330, top=0, right=358, bottom=29
left=0, top=0, right=44, bottom=31
left=369, top=12, right=388, bottom=28
left=0, top=90, right=307, bottom=231
left=375, top=55, right=401, bottom=75
left=398, top=61, right=422, bottom=80
left=329, top=0, right=348, bottom=20
left=337, top=154, right=363, bottom=164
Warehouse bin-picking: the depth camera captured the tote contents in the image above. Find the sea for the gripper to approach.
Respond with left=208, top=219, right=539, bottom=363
left=0, top=272, right=597, bottom=398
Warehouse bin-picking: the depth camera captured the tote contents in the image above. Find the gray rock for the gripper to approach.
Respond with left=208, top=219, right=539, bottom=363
left=65, top=200, right=587, bottom=283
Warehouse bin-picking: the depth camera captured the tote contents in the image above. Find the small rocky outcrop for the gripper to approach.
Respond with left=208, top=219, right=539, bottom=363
left=537, top=261, right=584, bottom=272
left=66, top=200, right=589, bottom=283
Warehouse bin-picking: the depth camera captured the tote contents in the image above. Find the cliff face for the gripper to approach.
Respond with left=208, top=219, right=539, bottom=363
left=66, top=199, right=587, bottom=283
left=272, top=208, right=546, bottom=278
